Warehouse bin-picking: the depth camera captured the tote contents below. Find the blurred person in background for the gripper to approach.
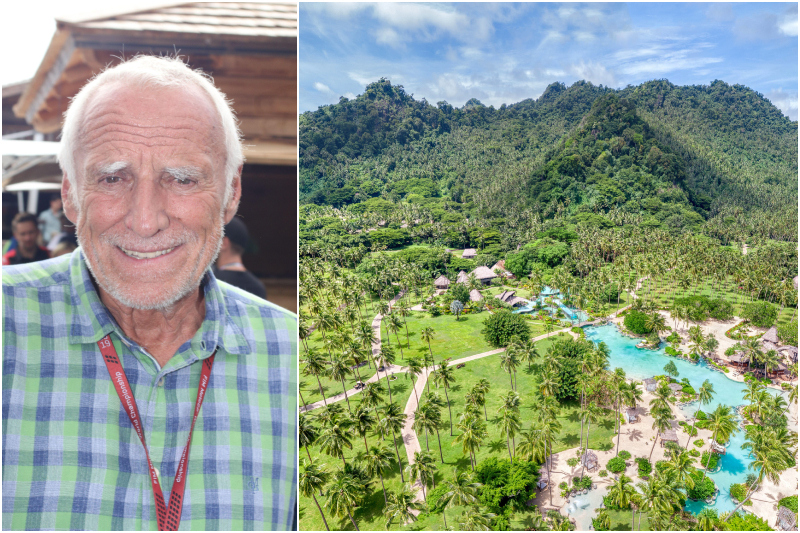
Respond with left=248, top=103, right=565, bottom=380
left=2, top=212, right=50, bottom=265
left=214, top=216, right=267, bottom=300
left=38, top=195, right=63, bottom=244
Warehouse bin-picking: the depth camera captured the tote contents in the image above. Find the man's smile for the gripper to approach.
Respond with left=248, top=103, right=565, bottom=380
left=118, top=245, right=178, bottom=260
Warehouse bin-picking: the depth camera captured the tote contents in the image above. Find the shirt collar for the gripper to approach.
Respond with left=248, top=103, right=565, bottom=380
left=66, top=248, right=251, bottom=357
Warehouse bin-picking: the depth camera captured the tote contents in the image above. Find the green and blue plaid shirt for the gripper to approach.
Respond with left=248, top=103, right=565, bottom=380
left=3, top=250, right=297, bottom=530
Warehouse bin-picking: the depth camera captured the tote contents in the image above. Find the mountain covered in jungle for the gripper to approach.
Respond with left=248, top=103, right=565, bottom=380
left=299, top=78, right=797, bottom=243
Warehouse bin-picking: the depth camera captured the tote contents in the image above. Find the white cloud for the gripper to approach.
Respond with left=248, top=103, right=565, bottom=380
left=569, top=62, right=617, bottom=87
left=374, top=27, right=401, bottom=48
left=765, top=88, right=798, bottom=121
left=778, top=11, right=798, bottom=37
left=313, top=82, right=333, bottom=94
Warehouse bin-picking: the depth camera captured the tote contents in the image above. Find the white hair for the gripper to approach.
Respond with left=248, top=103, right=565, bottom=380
left=58, top=55, right=244, bottom=203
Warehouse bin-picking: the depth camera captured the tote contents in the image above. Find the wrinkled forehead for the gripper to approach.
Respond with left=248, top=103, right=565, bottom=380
left=75, top=81, right=225, bottom=173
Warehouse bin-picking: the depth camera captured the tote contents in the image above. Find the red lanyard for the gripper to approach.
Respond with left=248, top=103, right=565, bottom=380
left=97, top=334, right=215, bottom=531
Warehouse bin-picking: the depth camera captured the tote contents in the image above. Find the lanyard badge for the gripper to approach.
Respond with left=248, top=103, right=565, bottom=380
left=98, top=334, right=215, bottom=531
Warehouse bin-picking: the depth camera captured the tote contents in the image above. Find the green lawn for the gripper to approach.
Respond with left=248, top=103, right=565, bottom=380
left=299, top=332, right=622, bottom=531
left=608, top=509, right=651, bottom=531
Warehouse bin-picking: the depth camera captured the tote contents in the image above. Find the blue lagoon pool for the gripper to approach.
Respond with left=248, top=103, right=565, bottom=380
left=583, top=323, right=785, bottom=514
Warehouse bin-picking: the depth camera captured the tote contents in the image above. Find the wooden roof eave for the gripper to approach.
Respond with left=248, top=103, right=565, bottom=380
left=13, top=28, right=74, bottom=124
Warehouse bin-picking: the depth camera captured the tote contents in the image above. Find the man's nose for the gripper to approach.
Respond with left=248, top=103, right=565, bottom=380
left=124, top=178, right=169, bottom=238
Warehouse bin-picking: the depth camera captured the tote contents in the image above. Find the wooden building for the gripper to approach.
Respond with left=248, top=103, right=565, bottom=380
left=7, top=2, right=298, bottom=311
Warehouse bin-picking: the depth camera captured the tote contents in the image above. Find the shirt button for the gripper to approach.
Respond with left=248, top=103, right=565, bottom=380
left=158, top=378, right=164, bottom=387
left=200, top=341, right=207, bottom=350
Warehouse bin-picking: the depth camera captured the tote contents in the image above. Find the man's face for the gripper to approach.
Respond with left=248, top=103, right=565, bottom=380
left=13, top=221, right=39, bottom=255
left=50, top=198, right=62, bottom=212
left=63, top=82, right=241, bottom=310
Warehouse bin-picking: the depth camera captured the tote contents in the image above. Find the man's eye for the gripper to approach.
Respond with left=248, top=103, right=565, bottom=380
left=103, top=176, right=121, bottom=184
left=175, top=178, right=194, bottom=186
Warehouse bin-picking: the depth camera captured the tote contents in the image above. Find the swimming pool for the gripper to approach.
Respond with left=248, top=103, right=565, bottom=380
left=584, top=323, right=785, bottom=514
left=513, top=286, right=590, bottom=322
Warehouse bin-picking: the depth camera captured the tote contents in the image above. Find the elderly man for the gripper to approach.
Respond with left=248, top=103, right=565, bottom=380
left=3, top=56, right=297, bottom=531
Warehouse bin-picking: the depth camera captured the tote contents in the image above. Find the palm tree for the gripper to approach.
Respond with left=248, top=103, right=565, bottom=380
left=318, top=416, right=354, bottom=467
left=456, top=508, right=496, bottom=531
left=648, top=405, right=673, bottom=460
left=475, top=378, right=491, bottom=421
left=358, top=445, right=394, bottom=504
left=701, top=404, right=738, bottom=473
left=516, top=423, right=547, bottom=464
left=299, top=459, right=331, bottom=531
left=303, top=349, right=330, bottom=407
left=696, top=507, right=719, bottom=531
left=299, top=412, right=317, bottom=462
left=405, top=357, right=424, bottom=406
left=685, top=380, right=714, bottom=450
left=607, top=474, right=635, bottom=521
left=438, top=469, right=483, bottom=530
left=359, top=380, right=385, bottom=409
left=384, top=484, right=426, bottom=529
left=328, top=356, right=353, bottom=412
left=454, top=413, right=487, bottom=471
left=378, top=403, right=407, bottom=483
left=376, top=344, right=396, bottom=404
left=664, top=447, right=696, bottom=490
left=351, top=405, right=376, bottom=453
left=498, top=406, right=521, bottom=464
left=421, top=326, right=436, bottom=366
left=432, top=360, right=456, bottom=436
left=580, top=404, right=602, bottom=478
left=406, top=450, right=437, bottom=501
left=325, top=469, right=364, bottom=531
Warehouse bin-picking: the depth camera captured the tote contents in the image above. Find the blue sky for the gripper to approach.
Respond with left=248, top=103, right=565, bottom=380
left=300, top=2, right=798, bottom=119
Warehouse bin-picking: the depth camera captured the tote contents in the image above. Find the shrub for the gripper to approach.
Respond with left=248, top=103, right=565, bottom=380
left=426, top=484, right=449, bottom=513
left=700, top=451, right=719, bottom=470
left=566, top=457, right=579, bottom=468
left=725, top=511, right=771, bottom=531
left=607, top=456, right=626, bottom=473
left=665, top=331, right=681, bottom=344
left=635, top=458, right=652, bottom=477
left=694, top=439, right=705, bottom=448
left=654, top=461, right=670, bottom=475
left=665, top=346, right=680, bottom=356
left=618, top=450, right=631, bottom=460
left=778, top=319, right=798, bottom=347
left=475, top=457, right=539, bottom=514
left=624, top=310, right=653, bottom=335
left=686, top=471, right=716, bottom=500
left=741, top=301, right=778, bottom=328
left=572, top=476, right=592, bottom=490
left=430, top=306, right=442, bottom=317
left=729, top=483, right=752, bottom=505
left=681, top=384, right=696, bottom=395
left=778, top=495, right=798, bottom=513
left=482, top=310, right=532, bottom=347
left=689, top=449, right=700, bottom=458
left=559, top=481, right=569, bottom=491
left=571, top=326, right=585, bottom=337
left=681, top=424, right=698, bottom=437
left=598, top=469, right=608, bottom=477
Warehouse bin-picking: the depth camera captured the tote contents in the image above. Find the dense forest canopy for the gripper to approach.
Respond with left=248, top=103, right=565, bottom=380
left=300, top=78, right=797, bottom=244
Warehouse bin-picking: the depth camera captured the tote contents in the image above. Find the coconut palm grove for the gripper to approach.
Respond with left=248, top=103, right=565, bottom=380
left=298, top=80, right=798, bottom=531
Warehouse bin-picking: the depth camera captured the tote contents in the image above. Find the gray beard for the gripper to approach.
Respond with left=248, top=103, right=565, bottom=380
left=77, top=222, right=224, bottom=311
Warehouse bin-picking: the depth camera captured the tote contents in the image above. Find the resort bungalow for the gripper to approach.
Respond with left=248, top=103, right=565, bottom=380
left=659, top=429, right=679, bottom=447
left=495, top=290, right=529, bottom=307
left=471, top=265, right=498, bottom=285
left=581, top=450, right=598, bottom=471
left=762, top=326, right=780, bottom=346
left=537, top=470, right=549, bottom=490
left=728, top=352, right=748, bottom=368
left=777, top=506, right=797, bottom=531
left=643, top=378, right=657, bottom=392
left=491, top=261, right=514, bottom=279
left=626, top=408, right=638, bottom=423
left=469, top=289, right=483, bottom=302
left=434, top=275, right=451, bottom=290
left=457, top=270, right=469, bottom=284
left=668, top=383, right=683, bottom=395
left=462, top=248, right=477, bottom=259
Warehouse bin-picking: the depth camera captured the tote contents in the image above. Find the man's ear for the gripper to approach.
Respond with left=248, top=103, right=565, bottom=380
left=61, top=175, right=78, bottom=223
left=220, top=236, right=231, bottom=253
left=223, top=166, right=243, bottom=224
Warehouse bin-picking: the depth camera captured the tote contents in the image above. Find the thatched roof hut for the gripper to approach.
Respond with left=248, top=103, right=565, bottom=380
left=581, top=450, right=598, bottom=470
left=777, top=506, right=797, bottom=530
left=434, top=275, right=451, bottom=289
left=537, top=469, right=549, bottom=489
left=491, top=261, right=513, bottom=278
left=780, top=345, right=798, bottom=363
left=626, top=408, right=638, bottom=423
left=659, top=429, right=679, bottom=446
left=495, top=290, right=516, bottom=303
left=643, top=378, right=657, bottom=392
left=469, top=289, right=483, bottom=302
left=762, top=326, right=780, bottom=344
left=728, top=352, right=747, bottom=365
left=457, top=270, right=469, bottom=284
left=668, top=383, right=683, bottom=394
left=462, top=248, right=477, bottom=259
left=472, top=266, right=497, bottom=284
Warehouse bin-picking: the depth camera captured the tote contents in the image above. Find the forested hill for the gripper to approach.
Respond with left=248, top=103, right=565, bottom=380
left=299, top=78, right=797, bottom=241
